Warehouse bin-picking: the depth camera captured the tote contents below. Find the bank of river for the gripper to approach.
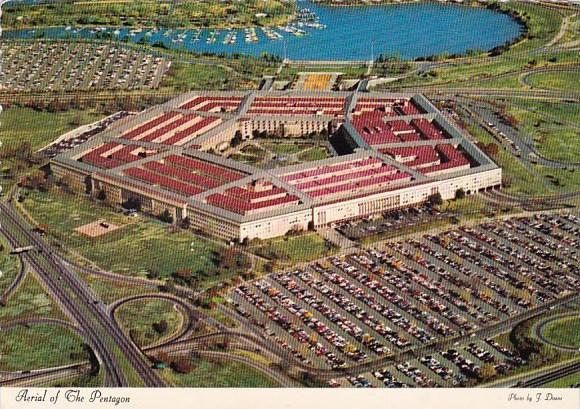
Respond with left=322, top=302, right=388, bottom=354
left=4, top=3, right=524, bottom=61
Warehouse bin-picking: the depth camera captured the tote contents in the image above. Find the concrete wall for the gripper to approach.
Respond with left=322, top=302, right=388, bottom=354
left=240, top=118, right=330, bottom=138
left=312, top=167, right=502, bottom=227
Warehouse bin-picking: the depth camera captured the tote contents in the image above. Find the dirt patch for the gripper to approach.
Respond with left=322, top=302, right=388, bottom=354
left=74, top=219, right=120, bottom=237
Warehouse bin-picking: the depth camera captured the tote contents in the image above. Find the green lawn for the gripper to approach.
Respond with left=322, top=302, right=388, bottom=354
left=525, top=71, right=580, bottom=90
left=3, top=0, right=294, bottom=29
left=297, top=146, right=333, bottom=162
left=251, top=232, right=337, bottom=264
left=160, top=61, right=257, bottom=91
left=0, top=274, right=60, bottom=321
left=21, top=190, right=222, bottom=283
left=0, top=107, right=103, bottom=151
left=464, top=122, right=552, bottom=196
left=0, top=107, right=103, bottom=193
left=115, top=298, right=184, bottom=348
left=241, top=144, right=268, bottom=158
left=0, top=235, right=21, bottom=295
left=506, top=100, right=580, bottom=164
left=0, top=323, right=86, bottom=371
left=81, top=273, right=152, bottom=305
left=41, top=372, right=103, bottom=388
left=160, top=358, right=278, bottom=387
left=261, top=141, right=305, bottom=156
left=541, top=316, right=580, bottom=349
left=228, top=153, right=263, bottom=166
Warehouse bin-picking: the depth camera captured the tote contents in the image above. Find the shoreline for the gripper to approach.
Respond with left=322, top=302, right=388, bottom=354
left=1, top=1, right=530, bottom=63
left=3, top=0, right=520, bottom=32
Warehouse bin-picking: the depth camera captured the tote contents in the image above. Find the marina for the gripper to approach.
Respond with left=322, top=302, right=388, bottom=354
left=4, top=3, right=523, bottom=61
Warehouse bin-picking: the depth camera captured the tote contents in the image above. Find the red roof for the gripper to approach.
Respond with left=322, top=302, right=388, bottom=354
left=124, top=167, right=203, bottom=197
left=165, top=154, right=244, bottom=182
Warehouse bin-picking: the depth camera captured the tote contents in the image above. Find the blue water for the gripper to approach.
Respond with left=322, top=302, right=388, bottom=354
left=3, top=2, right=523, bottom=61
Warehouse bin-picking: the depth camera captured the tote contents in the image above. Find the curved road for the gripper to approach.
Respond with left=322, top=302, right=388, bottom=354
left=0, top=254, right=25, bottom=304
left=0, top=202, right=166, bottom=387
left=533, top=313, right=580, bottom=353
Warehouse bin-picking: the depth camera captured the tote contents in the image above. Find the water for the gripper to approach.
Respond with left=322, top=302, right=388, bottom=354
left=3, top=3, right=523, bottom=61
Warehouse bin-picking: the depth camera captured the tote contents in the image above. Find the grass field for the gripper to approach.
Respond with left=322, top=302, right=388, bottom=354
left=250, top=232, right=337, bottom=264
left=541, top=316, right=580, bottom=349
left=160, top=61, right=260, bottom=91
left=21, top=190, right=223, bottom=284
left=0, top=323, right=86, bottom=371
left=464, top=122, right=553, bottom=196
left=297, top=146, right=333, bottom=162
left=0, top=236, right=21, bottom=295
left=0, top=107, right=103, bottom=152
left=115, top=298, right=184, bottom=348
left=507, top=101, right=580, bottom=164
left=261, top=141, right=305, bottom=156
left=525, top=71, right=580, bottom=90
left=81, top=273, right=152, bottom=304
left=0, top=107, right=104, bottom=193
left=0, top=274, right=60, bottom=321
left=160, top=358, right=278, bottom=387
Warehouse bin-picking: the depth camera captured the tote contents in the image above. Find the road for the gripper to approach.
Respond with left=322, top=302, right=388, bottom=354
left=0, top=202, right=166, bottom=387
left=107, top=292, right=202, bottom=349
left=533, top=312, right=580, bottom=352
left=0, top=253, right=25, bottom=304
left=0, top=363, right=91, bottom=387
left=465, top=101, right=580, bottom=170
left=518, top=361, right=580, bottom=387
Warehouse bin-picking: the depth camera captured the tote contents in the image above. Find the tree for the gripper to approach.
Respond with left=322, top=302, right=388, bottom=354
left=428, top=192, right=443, bottom=206
left=153, top=352, right=171, bottom=366
left=480, top=363, right=497, bottom=380
left=455, top=188, right=466, bottom=200
left=171, top=358, right=193, bottom=374
left=84, top=175, right=92, bottom=194
left=173, top=269, right=193, bottom=286
left=23, top=170, right=50, bottom=192
left=231, top=130, right=243, bottom=147
left=152, top=320, right=168, bottom=334
left=180, top=217, right=191, bottom=229
left=215, top=248, right=251, bottom=271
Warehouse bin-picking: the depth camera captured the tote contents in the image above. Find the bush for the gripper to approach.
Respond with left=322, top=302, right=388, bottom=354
left=122, top=197, right=141, bottom=211
left=455, top=188, right=466, bottom=200
left=159, top=209, right=174, bottom=224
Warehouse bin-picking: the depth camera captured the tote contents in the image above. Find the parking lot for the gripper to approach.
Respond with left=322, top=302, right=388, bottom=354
left=41, top=111, right=132, bottom=158
left=336, top=204, right=447, bottom=241
left=230, top=212, right=580, bottom=387
left=1, top=41, right=170, bottom=92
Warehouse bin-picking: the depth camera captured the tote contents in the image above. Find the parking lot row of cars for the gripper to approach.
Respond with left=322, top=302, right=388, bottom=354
left=337, top=204, right=443, bottom=240
left=42, top=111, right=132, bottom=158
left=1, top=42, right=169, bottom=92
left=230, top=212, right=579, bottom=387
